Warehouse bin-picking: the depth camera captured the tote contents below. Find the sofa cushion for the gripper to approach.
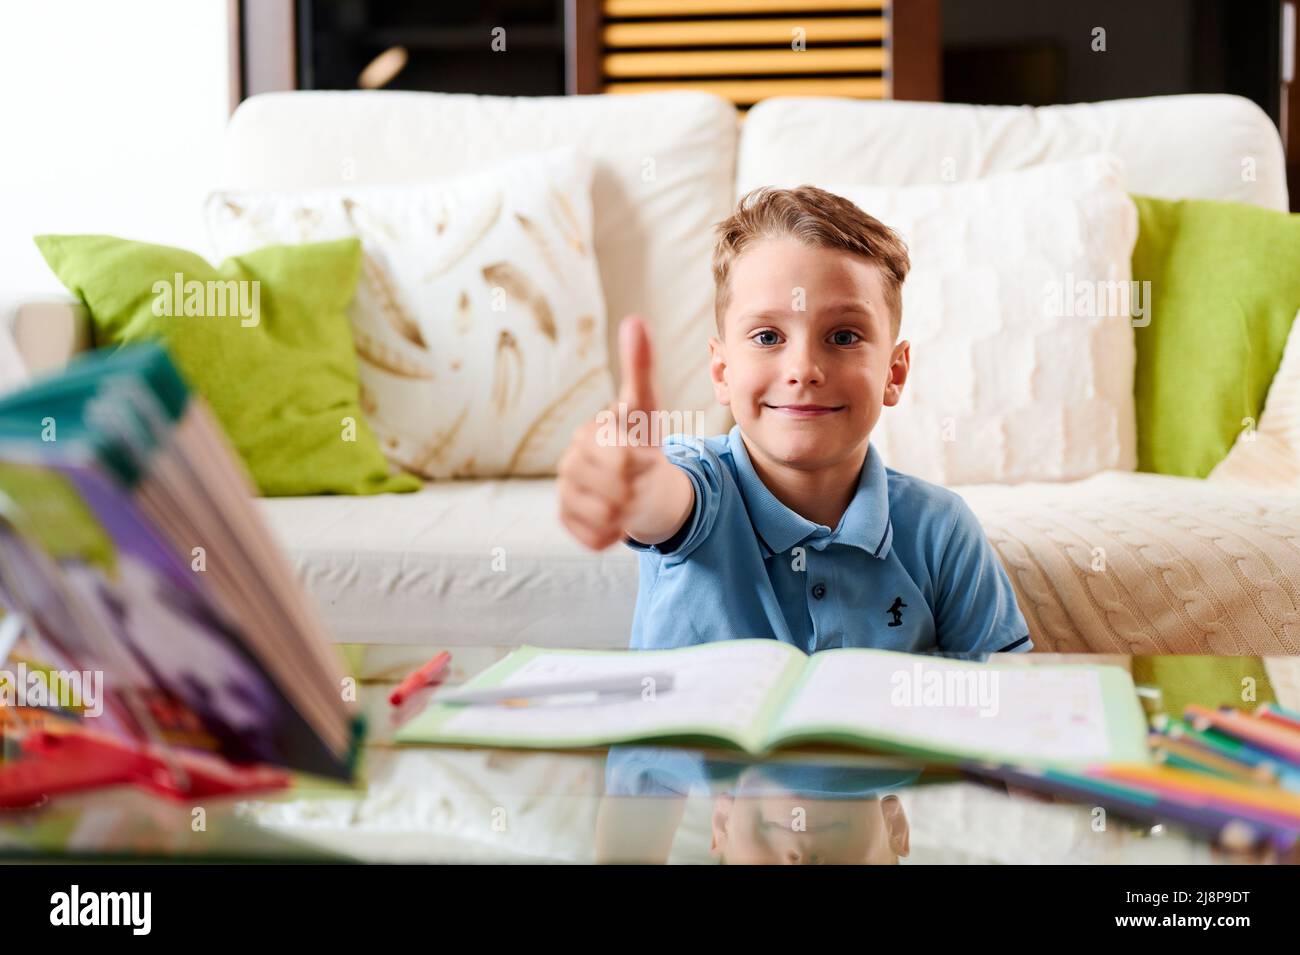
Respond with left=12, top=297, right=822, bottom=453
left=1131, top=195, right=1300, bottom=478
left=827, top=155, right=1138, bottom=485
left=34, top=233, right=419, bottom=496
left=737, top=94, right=1288, bottom=212
left=222, top=89, right=739, bottom=437
left=1209, top=313, right=1300, bottom=491
left=956, top=471, right=1300, bottom=655
left=259, top=471, right=1300, bottom=655
left=257, top=479, right=638, bottom=647
left=207, top=148, right=614, bottom=479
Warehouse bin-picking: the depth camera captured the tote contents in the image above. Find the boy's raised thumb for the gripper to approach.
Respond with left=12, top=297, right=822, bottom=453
left=617, top=314, right=658, bottom=413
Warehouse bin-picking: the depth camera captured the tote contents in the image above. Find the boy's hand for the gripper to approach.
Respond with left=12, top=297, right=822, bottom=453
left=558, top=314, right=692, bottom=551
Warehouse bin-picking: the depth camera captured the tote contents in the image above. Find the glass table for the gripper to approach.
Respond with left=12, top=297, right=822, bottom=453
left=3, top=649, right=1299, bottom=864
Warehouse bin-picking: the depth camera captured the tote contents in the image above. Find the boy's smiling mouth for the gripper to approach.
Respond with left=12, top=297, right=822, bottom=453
left=762, top=402, right=846, bottom=418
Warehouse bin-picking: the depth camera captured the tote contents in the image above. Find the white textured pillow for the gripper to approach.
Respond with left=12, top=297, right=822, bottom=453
left=1207, top=310, right=1300, bottom=492
left=827, top=154, right=1138, bottom=485
left=205, top=147, right=613, bottom=479
left=0, top=316, right=28, bottom=395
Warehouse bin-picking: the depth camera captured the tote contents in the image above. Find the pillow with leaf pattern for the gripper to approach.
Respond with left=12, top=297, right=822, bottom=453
left=205, top=147, right=613, bottom=479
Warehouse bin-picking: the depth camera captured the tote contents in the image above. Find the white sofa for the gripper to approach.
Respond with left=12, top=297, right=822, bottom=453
left=9, top=90, right=1300, bottom=654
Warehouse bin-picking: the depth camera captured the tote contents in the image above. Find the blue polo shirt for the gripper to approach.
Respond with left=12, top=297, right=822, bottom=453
left=627, top=426, right=1031, bottom=655
left=604, top=746, right=922, bottom=800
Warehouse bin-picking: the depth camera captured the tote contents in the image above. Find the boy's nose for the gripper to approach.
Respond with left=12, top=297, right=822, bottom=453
left=785, top=847, right=821, bottom=864
left=785, top=346, right=824, bottom=387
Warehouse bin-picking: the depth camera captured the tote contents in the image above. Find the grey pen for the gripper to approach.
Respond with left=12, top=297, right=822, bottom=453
left=433, top=671, right=675, bottom=706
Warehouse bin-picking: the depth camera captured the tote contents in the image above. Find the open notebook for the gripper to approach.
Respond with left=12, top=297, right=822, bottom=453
left=396, top=641, right=1151, bottom=768
left=0, top=344, right=358, bottom=779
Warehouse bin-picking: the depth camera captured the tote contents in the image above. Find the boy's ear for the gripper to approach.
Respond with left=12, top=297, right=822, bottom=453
left=882, top=339, right=910, bottom=408
left=709, top=794, right=734, bottom=857
left=881, top=794, right=910, bottom=859
left=708, top=335, right=731, bottom=407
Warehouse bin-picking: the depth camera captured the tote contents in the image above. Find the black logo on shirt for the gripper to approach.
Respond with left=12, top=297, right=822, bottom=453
left=886, top=596, right=907, bottom=627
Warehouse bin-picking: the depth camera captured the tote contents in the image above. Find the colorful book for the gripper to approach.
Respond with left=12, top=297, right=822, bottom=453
left=0, top=344, right=358, bottom=780
left=395, top=640, right=1151, bottom=767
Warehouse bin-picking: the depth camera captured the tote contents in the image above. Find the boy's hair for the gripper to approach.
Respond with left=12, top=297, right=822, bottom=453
left=711, top=185, right=910, bottom=339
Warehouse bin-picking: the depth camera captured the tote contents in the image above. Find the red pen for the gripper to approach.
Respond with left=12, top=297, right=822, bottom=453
left=389, top=651, right=452, bottom=707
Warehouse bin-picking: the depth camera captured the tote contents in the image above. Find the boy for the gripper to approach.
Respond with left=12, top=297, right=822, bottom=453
left=598, top=746, right=917, bottom=865
left=557, top=186, right=1031, bottom=654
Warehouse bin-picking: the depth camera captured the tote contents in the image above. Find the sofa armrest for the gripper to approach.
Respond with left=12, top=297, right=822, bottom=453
left=4, top=299, right=91, bottom=376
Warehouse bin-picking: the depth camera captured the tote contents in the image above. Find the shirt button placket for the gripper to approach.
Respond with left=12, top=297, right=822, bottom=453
left=809, top=564, right=827, bottom=653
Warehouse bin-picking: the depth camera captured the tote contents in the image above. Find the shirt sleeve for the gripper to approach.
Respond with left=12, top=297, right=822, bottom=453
left=933, top=499, right=1033, bottom=654
left=603, top=747, right=712, bottom=797
left=624, top=435, right=726, bottom=565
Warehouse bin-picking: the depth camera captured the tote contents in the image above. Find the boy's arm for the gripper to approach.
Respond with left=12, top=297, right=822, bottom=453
left=558, top=313, right=695, bottom=550
left=623, top=454, right=695, bottom=546
left=597, top=747, right=706, bottom=862
left=934, top=499, right=1033, bottom=654
left=595, top=793, right=687, bottom=864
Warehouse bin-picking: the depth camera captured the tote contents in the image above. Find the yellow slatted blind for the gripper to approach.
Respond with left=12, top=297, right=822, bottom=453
left=605, top=48, right=886, bottom=77
left=600, top=0, right=891, bottom=107
left=607, top=0, right=885, bottom=14
left=604, top=18, right=887, bottom=47
left=604, top=76, right=887, bottom=99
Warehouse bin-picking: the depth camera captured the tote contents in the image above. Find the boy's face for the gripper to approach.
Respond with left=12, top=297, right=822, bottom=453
left=709, top=792, right=910, bottom=864
left=710, top=237, right=909, bottom=472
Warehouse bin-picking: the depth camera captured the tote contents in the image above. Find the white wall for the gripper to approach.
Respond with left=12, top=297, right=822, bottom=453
left=0, top=0, right=232, bottom=306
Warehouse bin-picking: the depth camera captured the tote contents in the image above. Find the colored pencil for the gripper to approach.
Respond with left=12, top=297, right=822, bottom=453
left=1095, top=764, right=1300, bottom=822
left=1185, top=705, right=1300, bottom=765
left=1164, top=715, right=1295, bottom=773
left=1256, top=702, right=1300, bottom=734
left=1151, top=739, right=1268, bottom=784
left=968, top=763, right=1298, bottom=853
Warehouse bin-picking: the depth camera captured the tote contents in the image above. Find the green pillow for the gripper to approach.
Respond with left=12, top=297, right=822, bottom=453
left=1131, top=195, right=1300, bottom=477
left=34, top=234, right=419, bottom=497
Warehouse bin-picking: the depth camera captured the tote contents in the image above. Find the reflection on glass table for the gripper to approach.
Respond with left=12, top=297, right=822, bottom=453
left=3, top=742, right=1292, bottom=864
left=3, top=649, right=1299, bottom=864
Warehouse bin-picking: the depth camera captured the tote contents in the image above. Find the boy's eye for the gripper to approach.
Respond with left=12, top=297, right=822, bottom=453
left=829, top=330, right=862, bottom=346
left=751, top=330, right=781, bottom=346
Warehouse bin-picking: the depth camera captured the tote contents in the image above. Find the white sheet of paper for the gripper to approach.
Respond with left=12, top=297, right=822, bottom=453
left=772, top=653, right=1115, bottom=763
left=437, top=641, right=799, bottom=746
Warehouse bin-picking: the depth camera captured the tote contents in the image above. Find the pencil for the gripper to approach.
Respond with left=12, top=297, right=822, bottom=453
left=1096, top=764, right=1300, bottom=822
left=1256, top=703, right=1300, bottom=734
left=969, top=763, right=1298, bottom=853
left=1185, top=705, right=1300, bottom=765
left=1151, top=737, right=1272, bottom=784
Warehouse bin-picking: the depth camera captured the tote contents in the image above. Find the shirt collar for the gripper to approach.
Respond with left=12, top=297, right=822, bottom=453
left=727, top=426, right=893, bottom=560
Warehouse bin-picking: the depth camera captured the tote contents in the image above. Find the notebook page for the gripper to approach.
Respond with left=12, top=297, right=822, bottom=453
left=396, top=640, right=807, bottom=752
left=767, top=650, right=1148, bottom=766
